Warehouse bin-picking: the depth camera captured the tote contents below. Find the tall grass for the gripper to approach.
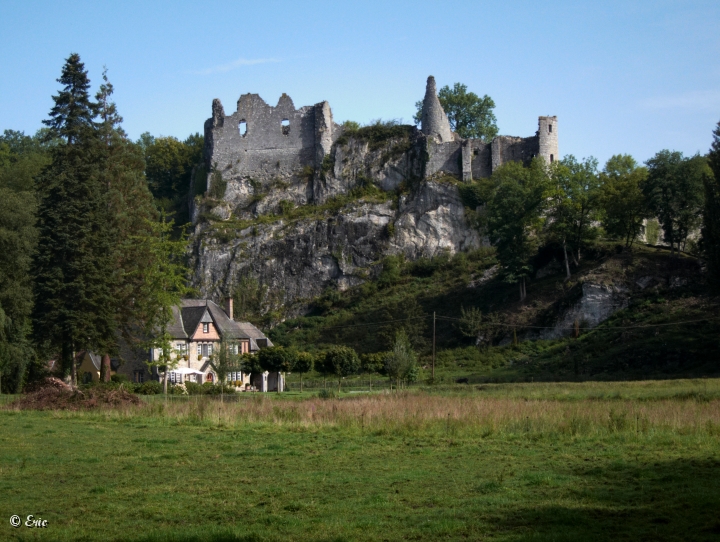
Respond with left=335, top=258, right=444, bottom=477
left=35, top=389, right=720, bottom=439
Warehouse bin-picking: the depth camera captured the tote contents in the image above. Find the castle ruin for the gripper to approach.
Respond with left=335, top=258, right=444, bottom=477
left=202, top=75, right=557, bottom=205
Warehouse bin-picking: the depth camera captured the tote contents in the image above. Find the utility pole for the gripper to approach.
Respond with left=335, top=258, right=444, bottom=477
left=432, top=311, right=436, bottom=382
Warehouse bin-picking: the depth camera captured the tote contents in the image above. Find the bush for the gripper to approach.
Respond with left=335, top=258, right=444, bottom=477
left=137, top=381, right=162, bottom=395
left=317, top=389, right=337, bottom=400
left=111, top=374, right=129, bottom=383
left=184, top=381, right=205, bottom=395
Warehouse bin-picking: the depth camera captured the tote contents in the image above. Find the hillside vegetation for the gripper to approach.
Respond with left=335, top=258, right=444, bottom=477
left=270, top=242, right=719, bottom=384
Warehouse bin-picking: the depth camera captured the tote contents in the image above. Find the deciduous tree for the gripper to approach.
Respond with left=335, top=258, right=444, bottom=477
left=599, top=155, right=649, bottom=247
left=415, top=83, right=498, bottom=141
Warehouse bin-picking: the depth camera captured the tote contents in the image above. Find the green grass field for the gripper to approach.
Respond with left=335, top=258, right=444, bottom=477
left=1, top=380, right=720, bottom=541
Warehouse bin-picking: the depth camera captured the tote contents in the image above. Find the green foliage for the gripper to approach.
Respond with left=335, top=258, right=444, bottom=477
left=644, top=150, right=707, bottom=252
left=383, top=330, right=417, bottom=386
left=599, top=154, right=649, bottom=247
left=320, top=345, right=360, bottom=391
left=258, top=346, right=297, bottom=375
left=546, top=155, right=602, bottom=273
left=293, top=351, right=314, bottom=374
left=209, top=340, right=240, bottom=395
left=701, top=120, right=720, bottom=289
left=485, top=158, right=550, bottom=295
left=137, top=380, right=162, bottom=395
left=132, top=214, right=193, bottom=392
left=340, top=119, right=414, bottom=151
left=360, top=352, right=387, bottom=375
left=414, top=82, right=498, bottom=141
left=33, top=53, right=117, bottom=384
left=316, top=388, right=337, bottom=399
left=207, top=169, right=226, bottom=199
left=645, top=218, right=660, bottom=246
left=0, top=131, right=44, bottom=392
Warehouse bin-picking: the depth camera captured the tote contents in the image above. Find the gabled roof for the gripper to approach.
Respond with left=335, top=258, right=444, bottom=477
left=165, top=299, right=273, bottom=345
left=180, top=305, right=209, bottom=337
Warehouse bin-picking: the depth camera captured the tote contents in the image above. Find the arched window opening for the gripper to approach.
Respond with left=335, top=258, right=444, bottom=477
left=239, top=120, right=247, bottom=137
left=281, top=119, right=290, bottom=136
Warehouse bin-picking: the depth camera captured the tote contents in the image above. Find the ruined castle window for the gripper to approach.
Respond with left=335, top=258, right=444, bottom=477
left=548, top=124, right=552, bottom=133
left=238, top=120, right=247, bottom=137
left=550, top=154, right=554, bottom=163
left=473, top=149, right=479, bottom=156
left=281, top=119, right=290, bottom=136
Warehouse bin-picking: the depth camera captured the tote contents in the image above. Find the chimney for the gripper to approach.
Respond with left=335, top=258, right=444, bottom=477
left=225, top=297, right=234, bottom=320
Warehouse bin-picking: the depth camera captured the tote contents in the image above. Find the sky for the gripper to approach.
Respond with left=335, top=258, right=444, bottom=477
left=1, top=0, right=719, bottom=165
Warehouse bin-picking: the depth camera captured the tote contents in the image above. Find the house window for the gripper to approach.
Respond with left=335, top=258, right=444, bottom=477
left=203, top=323, right=209, bottom=333
left=208, top=344, right=213, bottom=356
left=201, top=344, right=209, bottom=357
left=197, top=343, right=201, bottom=356
left=133, top=370, right=144, bottom=383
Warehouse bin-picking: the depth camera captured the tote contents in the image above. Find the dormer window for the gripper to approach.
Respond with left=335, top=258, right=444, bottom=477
left=203, top=323, right=209, bottom=333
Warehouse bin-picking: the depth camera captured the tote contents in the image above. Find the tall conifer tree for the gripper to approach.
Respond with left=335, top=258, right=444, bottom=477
left=702, top=121, right=720, bottom=288
left=33, top=54, right=115, bottom=386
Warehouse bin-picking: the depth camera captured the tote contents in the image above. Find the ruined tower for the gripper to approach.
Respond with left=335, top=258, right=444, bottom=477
left=421, top=76, right=454, bottom=143
left=538, top=116, right=558, bottom=164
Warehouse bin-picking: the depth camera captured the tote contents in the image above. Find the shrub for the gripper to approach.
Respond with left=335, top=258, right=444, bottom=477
left=111, top=374, right=129, bottom=383
left=317, top=389, right=337, bottom=400
left=137, top=381, right=162, bottom=395
left=184, top=381, right=205, bottom=395
left=208, top=170, right=227, bottom=199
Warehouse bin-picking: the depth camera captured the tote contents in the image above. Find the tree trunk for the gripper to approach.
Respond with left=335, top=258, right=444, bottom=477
left=519, top=281, right=523, bottom=301
left=71, top=350, right=77, bottom=388
left=300, top=374, right=303, bottom=393
left=338, top=378, right=341, bottom=394
left=101, top=354, right=111, bottom=382
left=163, top=370, right=168, bottom=395
left=563, top=240, right=571, bottom=279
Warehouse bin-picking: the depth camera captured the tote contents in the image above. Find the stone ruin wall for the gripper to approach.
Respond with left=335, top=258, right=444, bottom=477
left=200, top=78, right=558, bottom=217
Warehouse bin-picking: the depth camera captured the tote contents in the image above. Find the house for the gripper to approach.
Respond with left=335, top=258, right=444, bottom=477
left=76, top=351, right=119, bottom=384
left=116, top=299, right=281, bottom=390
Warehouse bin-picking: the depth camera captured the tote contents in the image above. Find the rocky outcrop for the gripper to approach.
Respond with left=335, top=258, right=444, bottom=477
left=191, top=180, right=483, bottom=311
left=540, top=282, right=629, bottom=340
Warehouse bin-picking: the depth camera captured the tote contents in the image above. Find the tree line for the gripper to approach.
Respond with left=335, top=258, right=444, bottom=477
left=206, top=330, right=419, bottom=395
left=478, top=142, right=718, bottom=300
left=0, top=53, right=203, bottom=392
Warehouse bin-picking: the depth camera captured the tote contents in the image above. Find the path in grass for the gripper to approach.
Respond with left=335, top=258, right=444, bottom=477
left=1, top=391, right=719, bottom=541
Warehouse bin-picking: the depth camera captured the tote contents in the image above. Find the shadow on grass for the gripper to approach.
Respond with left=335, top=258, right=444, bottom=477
left=490, top=457, right=720, bottom=541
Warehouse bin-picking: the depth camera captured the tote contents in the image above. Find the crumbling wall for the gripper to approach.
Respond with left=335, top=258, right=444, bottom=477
left=491, top=135, right=539, bottom=172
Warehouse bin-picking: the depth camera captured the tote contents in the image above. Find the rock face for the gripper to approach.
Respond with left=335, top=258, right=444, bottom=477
left=540, top=282, right=629, bottom=340
left=192, top=180, right=483, bottom=310
left=192, top=78, right=556, bottom=313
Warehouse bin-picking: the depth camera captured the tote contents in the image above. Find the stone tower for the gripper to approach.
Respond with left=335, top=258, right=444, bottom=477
left=421, top=76, right=453, bottom=143
left=538, top=116, right=558, bottom=164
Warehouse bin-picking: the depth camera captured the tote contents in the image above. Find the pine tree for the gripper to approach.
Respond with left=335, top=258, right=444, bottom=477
left=702, top=121, right=720, bottom=288
left=94, top=68, right=158, bottom=347
left=33, top=53, right=116, bottom=386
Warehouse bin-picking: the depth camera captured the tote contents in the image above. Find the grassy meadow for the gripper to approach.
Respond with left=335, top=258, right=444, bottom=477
left=1, top=380, right=720, bottom=541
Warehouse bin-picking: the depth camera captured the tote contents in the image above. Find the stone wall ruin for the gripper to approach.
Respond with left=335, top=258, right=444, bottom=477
left=201, top=76, right=557, bottom=216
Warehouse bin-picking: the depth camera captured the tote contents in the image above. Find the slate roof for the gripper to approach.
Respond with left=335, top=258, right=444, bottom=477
left=164, top=299, right=273, bottom=349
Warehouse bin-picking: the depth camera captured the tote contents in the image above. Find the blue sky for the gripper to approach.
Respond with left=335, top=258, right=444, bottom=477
left=1, top=0, right=719, bottom=165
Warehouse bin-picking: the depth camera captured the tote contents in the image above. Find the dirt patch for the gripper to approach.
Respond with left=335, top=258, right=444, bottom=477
left=10, top=378, right=141, bottom=410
